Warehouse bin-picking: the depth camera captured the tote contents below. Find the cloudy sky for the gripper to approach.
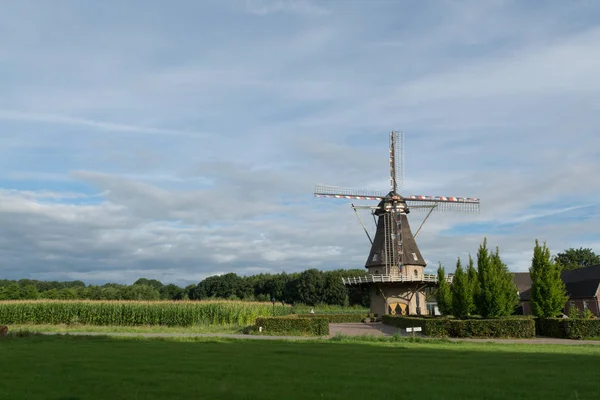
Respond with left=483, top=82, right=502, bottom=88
left=1, top=0, right=599, bottom=286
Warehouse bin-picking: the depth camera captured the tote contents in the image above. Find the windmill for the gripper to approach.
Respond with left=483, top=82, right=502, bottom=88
left=314, top=131, right=480, bottom=315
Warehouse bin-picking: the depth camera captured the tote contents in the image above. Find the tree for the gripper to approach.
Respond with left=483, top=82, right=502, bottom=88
left=450, top=258, right=474, bottom=318
left=467, top=254, right=479, bottom=305
left=322, top=272, right=348, bottom=306
left=436, top=263, right=452, bottom=315
left=475, top=238, right=519, bottom=317
left=555, top=247, right=600, bottom=270
left=530, top=240, right=568, bottom=317
left=160, top=284, right=185, bottom=300
left=296, top=269, right=326, bottom=306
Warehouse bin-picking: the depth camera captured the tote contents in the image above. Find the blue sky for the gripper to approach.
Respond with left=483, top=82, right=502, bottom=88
left=1, top=0, right=600, bottom=286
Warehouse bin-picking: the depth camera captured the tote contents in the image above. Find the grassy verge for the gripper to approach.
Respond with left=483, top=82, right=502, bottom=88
left=1, top=334, right=600, bottom=399
left=5, top=323, right=244, bottom=335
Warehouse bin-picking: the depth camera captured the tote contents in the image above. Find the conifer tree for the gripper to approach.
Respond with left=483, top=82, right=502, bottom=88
left=530, top=240, right=568, bottom=317
left=475, top=238, right=519, bottom=317
left=436, top=263, right=452, bottom=316
left=467, top=254, right=479, bottom=305
left=451, top=258, right=474, bottom=318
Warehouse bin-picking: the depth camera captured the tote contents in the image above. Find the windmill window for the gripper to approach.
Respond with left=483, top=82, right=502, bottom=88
left=412, top=253, right=418, bottom=261
left=414, top=270, right=418, bottom=277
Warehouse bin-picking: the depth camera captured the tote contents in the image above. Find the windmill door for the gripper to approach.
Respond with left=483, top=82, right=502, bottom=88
left=388, top=302, right=407, bottom=315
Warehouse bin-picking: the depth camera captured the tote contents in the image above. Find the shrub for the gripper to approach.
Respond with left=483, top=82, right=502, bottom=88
left=382, top=315, right=450, bottom=337
left=565, top=318, right=600, bottom=339
left=255, top=316, right=329, bottom=336
left=382, top=315, right=535, bottom=338
left=450, top=318, right=535, bottom=338
left=537, top=318, right=600, bottom=339
left=295, top=314, right=368, bottom=323
left=535, top=318, right=566, bottom=338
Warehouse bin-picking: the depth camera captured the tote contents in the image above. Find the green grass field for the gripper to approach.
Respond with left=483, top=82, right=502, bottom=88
left=1, top=334, right=599, bottom=400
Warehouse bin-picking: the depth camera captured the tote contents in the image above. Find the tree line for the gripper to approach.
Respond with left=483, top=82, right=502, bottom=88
left=435, top=238, right=520, bottom=318
left=435, top=240, right=596, bottom=319
left=0, top=269, right=370, bottom=307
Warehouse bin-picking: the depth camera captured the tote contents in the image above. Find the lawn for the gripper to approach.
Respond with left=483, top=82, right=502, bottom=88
left=1, top=334, right=599, bottom=400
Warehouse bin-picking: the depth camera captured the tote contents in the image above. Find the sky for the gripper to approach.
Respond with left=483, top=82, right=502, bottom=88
left=1, top=0, right=600, bottom=287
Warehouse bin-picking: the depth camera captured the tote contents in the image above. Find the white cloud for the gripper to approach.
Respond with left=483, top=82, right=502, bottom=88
left=0, top=0, right=599, bottom=284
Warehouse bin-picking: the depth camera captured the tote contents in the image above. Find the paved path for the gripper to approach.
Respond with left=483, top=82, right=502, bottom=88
left=28, top=323, right=600, bottom=345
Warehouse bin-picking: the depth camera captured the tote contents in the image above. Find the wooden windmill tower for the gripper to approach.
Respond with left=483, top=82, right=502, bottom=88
left=314, top=131, right=480, bottom=316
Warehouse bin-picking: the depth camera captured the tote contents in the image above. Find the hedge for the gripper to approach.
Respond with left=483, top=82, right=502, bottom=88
left=382, top=315, right=450, bottom=337
left=537, top=318, right=600, bottom=339
left=255, top=317, right=329, bottom=336
left=382, top=315, right=535, bottom=338
left=296, top=314, right=369, bottom=323
left=535, top=318, right=566, bottom=338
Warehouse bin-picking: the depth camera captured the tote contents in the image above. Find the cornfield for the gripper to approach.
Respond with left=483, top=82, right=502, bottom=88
left=0, top=300, right=292, bottom=327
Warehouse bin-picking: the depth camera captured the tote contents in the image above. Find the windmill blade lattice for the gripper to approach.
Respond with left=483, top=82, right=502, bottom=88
left=390, top=131, right=404, bottom=191
left=406, top=196, right=480, bottom=213
left=314, top=184, right=384, bottom=201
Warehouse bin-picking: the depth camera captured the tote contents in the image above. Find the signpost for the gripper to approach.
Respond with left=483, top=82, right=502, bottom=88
left=405, top=326, right=422, bottom=337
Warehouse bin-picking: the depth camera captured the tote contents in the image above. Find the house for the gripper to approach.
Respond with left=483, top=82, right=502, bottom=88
left=515, top=264, right=600, bottom=316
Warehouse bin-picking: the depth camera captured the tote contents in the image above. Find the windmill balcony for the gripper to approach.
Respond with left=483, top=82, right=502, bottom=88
left=341, top=273, right=453, bottom=285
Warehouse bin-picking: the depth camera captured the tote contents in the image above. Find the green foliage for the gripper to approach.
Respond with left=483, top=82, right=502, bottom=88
left=295, top=269, right=326, bottom=306
left=449, top=318, right=535, bottom=338
left=565, top=318, right=600, bottom=339
left=255, top=316, right=329, bottom=336
left=295, top=314, right=368, bottom=323
left=0, top=300, right=292, bottom=327
left=450, top=258, right=474, bottom=318
left=436, top=263, right=452, bottom=315
left=382, top=315, right=450, bottom=337
left=0, top=269, right=371, bottom=307
left=535, top=318, right=566, bottom=338
left=530, top=240, right=568, bottom=317
left=382, top=315, right=535, bottom=338
left=537, top=318, right=600, bottom=339
left=475, top=239, right=519, bottom=317
left=555, top=247, right=600, bottom=270
left=467, top=255, right=479, bottom=304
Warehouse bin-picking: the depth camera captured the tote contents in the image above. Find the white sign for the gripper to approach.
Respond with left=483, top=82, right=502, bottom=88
left=406, top=327, right=422, bottom=333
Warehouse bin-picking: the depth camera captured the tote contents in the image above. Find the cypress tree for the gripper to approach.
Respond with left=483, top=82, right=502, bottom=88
left=475, top=238, right=519, bottom=317
left=467, top=254, right=479, bottom=306
left=436, top=263, right=452, bottom=316
left=492, top=247, right=520, bottom=316
left=451, top=258, right=474, bottom=319
left=530, top=240, right=568, bottom=317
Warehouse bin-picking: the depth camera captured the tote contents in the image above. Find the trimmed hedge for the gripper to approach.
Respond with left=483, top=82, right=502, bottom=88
left=535, top=318, right=566, bottom=338
left=537, top=318, right=600, bottom=339
left=383, top=315, right=535, bottom=338
left=382, top=315, right=449, bottom=337
left=296, top=314, right=369, bottom=323
left=255, top=317, right=329, bottom=336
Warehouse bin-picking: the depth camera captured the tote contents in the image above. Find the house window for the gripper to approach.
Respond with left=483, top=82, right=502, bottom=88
left=583, top=300, right=589, bottom=310
left=569, top=301, right=576, bottom=310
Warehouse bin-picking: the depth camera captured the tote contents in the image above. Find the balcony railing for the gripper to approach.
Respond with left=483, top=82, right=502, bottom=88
left=342, top=274, right=453, bottom=285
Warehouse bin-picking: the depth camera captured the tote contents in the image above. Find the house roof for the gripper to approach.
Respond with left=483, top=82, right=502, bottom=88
left=519, top=264, right=600, bottom=301
left=512, top=272, right=532, bottom=294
